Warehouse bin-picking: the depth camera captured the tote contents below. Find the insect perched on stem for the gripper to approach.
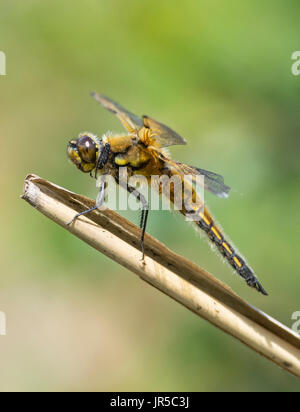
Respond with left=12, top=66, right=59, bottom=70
left=67, top=92, right=267, bottom=295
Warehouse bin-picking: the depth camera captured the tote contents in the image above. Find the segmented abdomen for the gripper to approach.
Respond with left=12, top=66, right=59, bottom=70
left=159, top=168, right=267, bottom=295
left=192, top=207, right=267, bottom=295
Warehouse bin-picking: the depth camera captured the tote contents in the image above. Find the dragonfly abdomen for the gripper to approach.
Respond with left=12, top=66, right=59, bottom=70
left=160, top=167, right=267, bottom=295
left=193, top=209, right=268, bottom=295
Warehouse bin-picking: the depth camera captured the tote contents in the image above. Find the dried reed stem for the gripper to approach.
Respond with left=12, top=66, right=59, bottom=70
left=22, top=174, right=300, bottom=379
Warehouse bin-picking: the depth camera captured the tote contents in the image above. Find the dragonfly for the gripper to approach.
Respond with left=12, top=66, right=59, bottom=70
left=67, top=92, right=267, bottom=295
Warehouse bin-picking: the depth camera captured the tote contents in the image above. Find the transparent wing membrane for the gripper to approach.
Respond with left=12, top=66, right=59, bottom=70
left=143, top=115, right=187, bottom=147
left=192, top=166, right=231, bottom=198
left=92, top=92, right=187, bottom=148
left=91, top=92, right=144, bottom=133
left=161, top=158, right=230, bottom=198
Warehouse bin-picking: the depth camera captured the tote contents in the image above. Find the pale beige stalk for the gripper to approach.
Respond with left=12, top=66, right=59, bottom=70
left=22, top=174, right=300, bottom=379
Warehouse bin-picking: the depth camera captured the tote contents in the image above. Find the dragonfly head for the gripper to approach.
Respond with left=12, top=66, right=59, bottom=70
left=67, top=132, right=100, bottom=173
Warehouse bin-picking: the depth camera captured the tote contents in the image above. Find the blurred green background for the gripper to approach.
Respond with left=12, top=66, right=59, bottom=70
left=0, top=0, right=299, bottom=391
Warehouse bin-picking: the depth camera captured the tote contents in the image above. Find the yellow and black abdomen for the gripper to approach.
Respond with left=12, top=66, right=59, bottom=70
left=191, top=206, right=267, bottom=294
left=162, top=168, right=267, bottom=295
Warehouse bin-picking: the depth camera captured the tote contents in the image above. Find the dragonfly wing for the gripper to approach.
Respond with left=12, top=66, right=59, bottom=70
left=92, top=93, right=187, bottom=147
left=91, top=92, right=144, bottom=133
left=193, top=166, right=231, bottom=198
left=143, top=115, right=187, bottom=147
left=160, top=156, right=230, bottom=198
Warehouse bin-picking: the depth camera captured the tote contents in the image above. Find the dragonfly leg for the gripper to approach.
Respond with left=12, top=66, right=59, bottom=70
left=139, top=207, right=149, bottom=259
left=118, top=180, right=149, bottom=260
left=67, top=177, right=106, bottom=226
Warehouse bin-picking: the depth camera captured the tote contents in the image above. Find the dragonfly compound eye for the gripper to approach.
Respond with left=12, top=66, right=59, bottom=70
left=77, top=135, right=97, bottom=163
left=67, top=136, right=96, bottom=173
